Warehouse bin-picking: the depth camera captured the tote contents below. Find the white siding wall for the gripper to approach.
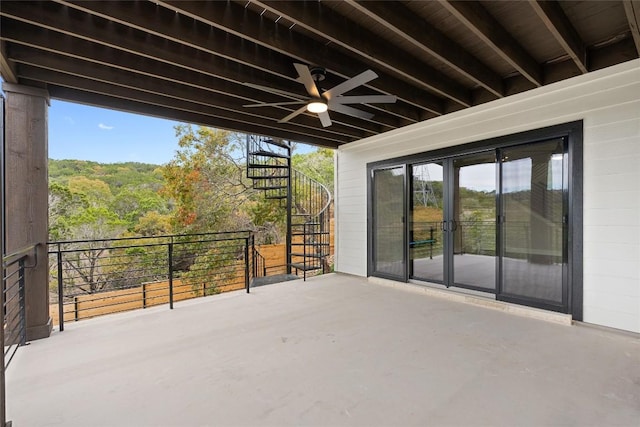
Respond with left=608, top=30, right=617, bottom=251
left=335, top=60, right=640, bottom=333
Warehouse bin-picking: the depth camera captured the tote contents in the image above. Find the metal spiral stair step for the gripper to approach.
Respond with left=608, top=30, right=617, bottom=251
left=262, top=139, right=291, bottom=150
left=247, top=164, right=289, bottom=169
left=250, top=174, right=289, bottom=180
left=249, top=150, right=290, bottom=159
left=253, top=184, right=288, bottom=190
left=289, top=252, right=325, bottom=258
left=289, top=262, right=322, bottom=271
left=247, top=171, right=289, bottom=179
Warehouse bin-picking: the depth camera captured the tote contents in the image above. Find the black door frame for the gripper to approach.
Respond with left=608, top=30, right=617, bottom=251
left=495, top=137, right=569, bottom=312
left=368, top=164, right=408, bottom=282
left=367, top=121, right=583, bottom=319
left=407, top=154, right=498, bottom=293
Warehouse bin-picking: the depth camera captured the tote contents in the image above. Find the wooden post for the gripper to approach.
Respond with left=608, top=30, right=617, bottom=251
left=142, top=283, right=147, bottom=309
left=2, top=83, right=52, bottom=340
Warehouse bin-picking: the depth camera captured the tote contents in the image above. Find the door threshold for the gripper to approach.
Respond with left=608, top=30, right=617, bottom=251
left=368, top=276, right=572, bottom=326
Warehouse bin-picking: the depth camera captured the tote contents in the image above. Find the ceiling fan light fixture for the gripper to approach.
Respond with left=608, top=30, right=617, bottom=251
left=307, top=100, right=328, bottom=113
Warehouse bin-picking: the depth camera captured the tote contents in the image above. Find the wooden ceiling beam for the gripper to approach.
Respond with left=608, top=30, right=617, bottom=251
left=19, top=67, right=355, bottom=146
left=528, top=0, right=588, bottom=74
left=2, top=24, right=387, bottom=136
left=440, top=0, right=543, bottom=87
left=58, top=0, right=433, bottom=120
left=345, top=0, right=503, bottom=98
left=0, top=41, right=18, bottom=83
left=0, top=9, right=396, bottom=132
left=11, top=51, right=371, bottom=140
left=250, top=0, right=471, bottom=107
left=44, top=85, right=343, bottom=149
left=0, top=3, right=286, bottom=92
left=623, top=0, right=640, bottom=55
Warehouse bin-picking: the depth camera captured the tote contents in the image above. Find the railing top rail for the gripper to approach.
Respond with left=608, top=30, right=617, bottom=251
left=48, top=230, right=253, bottom=246
left=48, top=234, right=252, bottom=254
left=2, top=243, right=39, bottom=267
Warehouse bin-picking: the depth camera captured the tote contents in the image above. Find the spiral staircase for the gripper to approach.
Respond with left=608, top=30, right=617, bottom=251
left=246, top=136, right=331, bottom=280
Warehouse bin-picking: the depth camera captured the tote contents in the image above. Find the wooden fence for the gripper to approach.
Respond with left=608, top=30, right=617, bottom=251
left=49, top=227, right=334, bottom=326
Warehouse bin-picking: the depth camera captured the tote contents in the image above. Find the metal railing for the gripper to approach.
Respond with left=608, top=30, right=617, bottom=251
left=290, top=169, right=332, bottom=280
left=246, top=135, right=333, bottom=280
left=49, top=231, right=257, bottom=331
left=2, top=243, right=39, bottom=426
left=2, top=244, right=38, bottom=369
left=410, top=220, right=563, bottom=261
left=251, top=235, right=267, bottom=279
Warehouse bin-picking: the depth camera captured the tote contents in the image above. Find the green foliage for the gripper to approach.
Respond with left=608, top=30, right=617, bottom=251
left=292, top=147, right=334, bottom=193
left=133, top=211, right=173, bottom=236
left=49, top=130, right=335, bottom=247
left=65, top=206, right=128, bottom=241
left=49, top=159, right=164, bottom=191
left=49, top=182, right=89, bottom=241
left=247, top=198, right=286, bottom=244
left=49, top=159, right=172, bottom=238
left=180, top=247, right=235, bottom=296
left=47, top=130, right=337, bottom=299
left=161, top=125, right=251, bottom=233
left=162, top=125, right=290, bottom=244
left=111, top=187, right=168, bottom=226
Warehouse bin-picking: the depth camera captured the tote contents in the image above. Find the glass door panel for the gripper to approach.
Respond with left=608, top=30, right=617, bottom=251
left=452, top=153, right=497, bottom=291
left=410, top=162, right=444, bottom=283
left=500, top=139, right=566, bottom=304
left=372, top=166, right=406, bottom=280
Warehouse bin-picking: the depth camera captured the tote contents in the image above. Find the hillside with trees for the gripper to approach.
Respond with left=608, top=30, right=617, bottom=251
left=48, top=126, right=334, bottom=244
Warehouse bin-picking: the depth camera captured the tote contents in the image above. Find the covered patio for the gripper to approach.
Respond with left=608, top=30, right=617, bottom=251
left=2, top=1, right=640, bottom=424
left=7, top=274, right=640, bottom=426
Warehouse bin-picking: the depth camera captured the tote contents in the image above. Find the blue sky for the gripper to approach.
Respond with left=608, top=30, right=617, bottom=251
left=49, top=100, right=183, bottom=164
left=49, top=100, right=317, bottom=165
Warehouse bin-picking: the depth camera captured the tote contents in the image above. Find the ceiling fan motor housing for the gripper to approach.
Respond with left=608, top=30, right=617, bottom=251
left=309, top=66, right=326, bottom=82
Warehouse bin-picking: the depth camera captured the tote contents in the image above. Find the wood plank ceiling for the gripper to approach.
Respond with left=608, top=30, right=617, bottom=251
left=1, top=1, right=638, bottom=148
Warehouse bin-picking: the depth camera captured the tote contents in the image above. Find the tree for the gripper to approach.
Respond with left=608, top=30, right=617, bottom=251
left=56, top=206, right=128, bottom=295
left=161, top=125, right=254, bottom=233
left=48, top=182, right=89, bottom=241
left=67, top=176, right=113, bottom=205
left=292, top=148, right=334, bottom=193
left=111, top=187, right=168, bottom=229
left=133, top=211, right=173, bottom=236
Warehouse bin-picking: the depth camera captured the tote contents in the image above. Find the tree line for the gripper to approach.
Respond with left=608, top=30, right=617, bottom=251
left=49, top=125, right=334, bottom=244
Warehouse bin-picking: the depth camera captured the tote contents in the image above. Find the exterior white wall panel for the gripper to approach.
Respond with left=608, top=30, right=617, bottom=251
left=335, top=60, right=640, bottom=333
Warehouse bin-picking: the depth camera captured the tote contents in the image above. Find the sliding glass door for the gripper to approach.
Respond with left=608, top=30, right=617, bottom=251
left=498, top=139, right=567, bottom=308
left=371, top=166, right=406, bottom=281
left=410, top=162, right=444, bottom=283
left=409, top=153, right=497, bottom=292
left=451, top=153, right=497, bottom=291
left=368, top=123, right=579, bottom=315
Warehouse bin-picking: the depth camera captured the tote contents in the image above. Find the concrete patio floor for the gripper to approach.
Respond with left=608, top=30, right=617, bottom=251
left=7, top=273, right=640, bottom=426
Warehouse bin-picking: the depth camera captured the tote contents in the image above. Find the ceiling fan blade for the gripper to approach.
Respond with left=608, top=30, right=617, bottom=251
left=323, top=69, right=378, bottom=100
left=317, top=111, right=332, bottom=127
left=329, top=103, right=375, bottom=120
left=293, top=63, right=321, bottom=98
left=329, top=95, right=397, bottom=105
left=278, top=105, right=308, bottom=123
left=243, top=82, right=306, bottom=100
left=244, top=101, right=307, bottom=108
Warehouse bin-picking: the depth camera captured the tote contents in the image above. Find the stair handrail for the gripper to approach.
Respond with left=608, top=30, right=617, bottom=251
left=291, top=168, right=332, bottom=220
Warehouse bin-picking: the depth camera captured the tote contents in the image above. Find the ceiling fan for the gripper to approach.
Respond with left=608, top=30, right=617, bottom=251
left=243, top=63, right=397, bottom=127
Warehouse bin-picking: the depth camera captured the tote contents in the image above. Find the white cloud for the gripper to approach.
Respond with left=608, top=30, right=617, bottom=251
left=63, top=116, right=75, bottom=125
left=98, top=123, right=114, bottom=130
